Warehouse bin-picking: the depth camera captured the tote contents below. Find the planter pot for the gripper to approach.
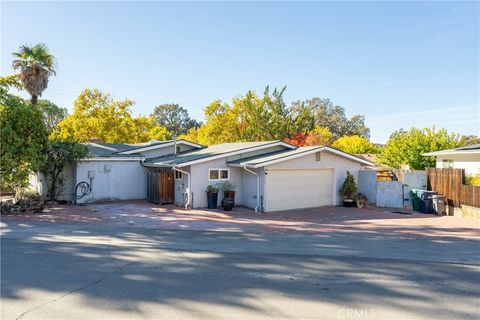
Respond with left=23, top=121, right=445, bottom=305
left=206, top=192, right=218, bottom=209
left=355, top=198, right=365, bottom=208
left=222, top=198, right=235, bottom=211
left=343, top=199, right=355, bottom=207
left=224, top=191, right=235, bottom=200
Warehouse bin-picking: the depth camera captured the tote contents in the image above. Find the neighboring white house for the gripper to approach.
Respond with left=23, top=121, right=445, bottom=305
left=36, top=139, right=374, bottom=212
left=423, top=144, right=480, bottom=177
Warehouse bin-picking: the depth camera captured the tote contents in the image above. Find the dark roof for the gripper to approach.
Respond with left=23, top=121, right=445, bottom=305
left=423, top=144, right=480, bottom=156
left=145, top=141, right=291, bottom=166
left=86, top=143, right=143, bottom=158
left=457, top=144, right=480, bottom=151
left=85, top=139, right=204, bottom=158
left=114, top=139, right=203, bottom=154
left=227, top=147, right=322, bottom=166
left=227, top=146, right=376, bottom=167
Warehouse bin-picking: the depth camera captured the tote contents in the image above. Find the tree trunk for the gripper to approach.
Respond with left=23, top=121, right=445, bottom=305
left=31, top=95, right=38, bottom=105
left=49, top=178, right=56, bottom=201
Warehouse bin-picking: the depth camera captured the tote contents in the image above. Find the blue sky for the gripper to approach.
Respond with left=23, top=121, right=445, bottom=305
left=1, top=1, right=479, bottom=143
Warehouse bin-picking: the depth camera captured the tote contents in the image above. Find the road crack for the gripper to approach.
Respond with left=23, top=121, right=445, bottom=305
left=16, top=261, right=136, bottom=320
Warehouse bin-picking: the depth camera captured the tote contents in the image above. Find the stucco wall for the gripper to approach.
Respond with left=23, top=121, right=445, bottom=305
left=186, top=145, right=289, bottom=209
left=265, top=150, right=362, bottom=205
left=241, top=168, right=263, bottom=210
left=435, top=153, right=480, bottom=176
left=189, top=159, right=244, bottom=208
left=358, top=170, right=377, bottom=204
left=174, top=169, right=189, bottom=206
left=33, top=164, right=76, bottom=202
left=401, top=170, right=427, bottom=209
left=376, top=181, right=403, bottom=208
left=76, top=160, right=147, bottom=203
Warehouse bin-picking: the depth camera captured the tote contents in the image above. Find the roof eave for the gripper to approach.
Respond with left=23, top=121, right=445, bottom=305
left=171, top=141, right=296, bottom=167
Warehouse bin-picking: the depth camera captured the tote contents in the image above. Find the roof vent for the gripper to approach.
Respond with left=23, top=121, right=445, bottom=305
left=148, top=139, right=160, bottom=145
left=89, top=138, right=103, bottom=144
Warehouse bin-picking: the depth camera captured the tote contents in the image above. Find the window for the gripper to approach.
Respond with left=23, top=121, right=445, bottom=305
left=442, top=159, right=454, bottom=168
left=175, top=171, right=183, bottom=180
left=209, top=169, right=229, bottom=181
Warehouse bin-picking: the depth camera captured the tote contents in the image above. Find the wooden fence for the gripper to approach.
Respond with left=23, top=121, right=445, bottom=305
left=426, top=168, right=480, bottom=208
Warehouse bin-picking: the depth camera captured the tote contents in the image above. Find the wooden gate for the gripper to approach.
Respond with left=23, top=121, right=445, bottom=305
left=147, top=170, right=175, bottom=204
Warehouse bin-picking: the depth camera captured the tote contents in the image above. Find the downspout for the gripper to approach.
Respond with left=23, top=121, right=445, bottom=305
left=174, top=165, right=191, bottom=209
left=243, top=166, right=260, bottom=212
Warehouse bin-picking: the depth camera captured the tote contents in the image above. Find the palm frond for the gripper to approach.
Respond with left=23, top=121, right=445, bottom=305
left=11, top=43, right=56, bottom=74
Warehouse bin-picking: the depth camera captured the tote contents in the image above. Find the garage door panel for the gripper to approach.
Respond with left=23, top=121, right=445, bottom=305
left=266, top=169, right=333, bottom=211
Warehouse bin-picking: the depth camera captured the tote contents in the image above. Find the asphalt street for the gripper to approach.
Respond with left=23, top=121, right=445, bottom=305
left=1, top=221, right=479, bottom=320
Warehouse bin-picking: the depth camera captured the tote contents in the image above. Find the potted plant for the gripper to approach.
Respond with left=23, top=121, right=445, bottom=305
left=220, top=181, right=236, bottom=211
left=355, top=193, right=368, bottom=208
left=340, top=171, right=357, bottom=207
left=206, top=185, right=219, bottom=209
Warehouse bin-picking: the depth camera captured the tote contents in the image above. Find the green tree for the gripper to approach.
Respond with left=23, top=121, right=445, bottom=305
left=41, top=141, right=90, bottom=200
left=332, top=135, right=379, bottom=154
left=52, top=89, right=171, bottom=143
left=459, top=135, right=480, bottom=146
left=152, top=104, right=201, bottom=135
left=294, top=98, right=370, bottom=140
left=12, top=43, right=56, bottom=105
left=0, top=76, right=48, bottom=191
left=378, top=127, right=462, bottom=170
left=182, top=86, right=316, bottom=145
left=37, top=99, right=68, bottom=132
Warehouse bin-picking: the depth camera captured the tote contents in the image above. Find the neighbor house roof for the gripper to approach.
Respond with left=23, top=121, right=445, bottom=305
left=423, top=144, right=480, bottom=156
left=227, top=145, right=375, bottom=168
left=144, top=141, right=296, bottom=167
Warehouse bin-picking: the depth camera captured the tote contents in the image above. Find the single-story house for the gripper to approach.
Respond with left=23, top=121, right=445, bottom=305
left=423, top=144, right=480, bottom=177
left=35, top=139, right=374, bottom=212
left=35, top=139, right=203, bottom=203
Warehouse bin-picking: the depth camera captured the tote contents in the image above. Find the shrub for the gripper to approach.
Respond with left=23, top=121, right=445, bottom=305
left=465, top=175, right=480, bottom=186
left=340, top=171, right=357, bottom=199
left=219, top=181, right=236, bottom=191
left=206, top=185, right=219, bottom=193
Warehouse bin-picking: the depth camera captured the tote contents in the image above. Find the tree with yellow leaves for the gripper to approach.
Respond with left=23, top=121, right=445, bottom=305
left=52, top=89, right=171, bottom=143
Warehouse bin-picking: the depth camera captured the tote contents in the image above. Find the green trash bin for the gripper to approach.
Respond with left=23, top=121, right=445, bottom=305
left=410, top=189, right=421, bottom=211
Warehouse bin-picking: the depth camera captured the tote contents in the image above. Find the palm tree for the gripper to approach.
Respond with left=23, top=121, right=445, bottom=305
left=12, top=43, right=56, bottom=105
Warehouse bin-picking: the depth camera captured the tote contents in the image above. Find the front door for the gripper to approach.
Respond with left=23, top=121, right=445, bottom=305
left=160, top=171, right=175, bottom=204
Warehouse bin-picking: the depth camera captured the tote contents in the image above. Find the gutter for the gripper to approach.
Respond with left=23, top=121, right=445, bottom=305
left=243, top=165, right=260, bottom=212
left=174, top=166, right=191, bottom=209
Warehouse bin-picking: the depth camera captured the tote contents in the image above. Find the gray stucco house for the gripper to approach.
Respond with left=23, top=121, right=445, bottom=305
left=35, top=139, right=374, bottom=212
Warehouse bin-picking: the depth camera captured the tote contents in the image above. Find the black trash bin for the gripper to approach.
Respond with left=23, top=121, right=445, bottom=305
left=432, top=194, right=447, bottom=215
left=417, top=190, right=437, bottom=214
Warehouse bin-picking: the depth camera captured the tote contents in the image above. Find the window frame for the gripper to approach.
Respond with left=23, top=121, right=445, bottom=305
left=208, top=168, right=230, bottom=181
left=175, top=170, right=183, bottom=180
left=442, top=159, right=454, bottom=169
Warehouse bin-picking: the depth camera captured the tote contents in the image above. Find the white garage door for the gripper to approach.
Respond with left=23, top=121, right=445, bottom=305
left=266, top=169, right=334, bottom=212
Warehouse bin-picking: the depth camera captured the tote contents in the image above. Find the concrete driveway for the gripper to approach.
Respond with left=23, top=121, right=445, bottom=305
left=2, top=200, right=479, bottom=239
left=1, top=201, right=479, bottom=319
